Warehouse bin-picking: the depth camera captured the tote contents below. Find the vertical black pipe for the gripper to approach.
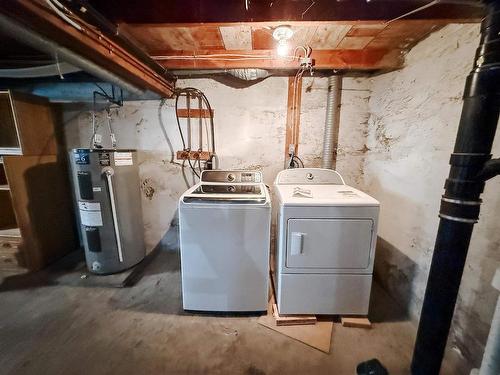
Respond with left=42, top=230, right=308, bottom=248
left=411, top=2, right=500, bottom=374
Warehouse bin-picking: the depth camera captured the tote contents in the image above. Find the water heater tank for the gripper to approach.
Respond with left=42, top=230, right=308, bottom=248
left=69, top=148, right=145, bottom=274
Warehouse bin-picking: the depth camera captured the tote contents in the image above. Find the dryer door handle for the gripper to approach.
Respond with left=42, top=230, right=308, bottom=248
left=290, top=232, right=305, bottom=255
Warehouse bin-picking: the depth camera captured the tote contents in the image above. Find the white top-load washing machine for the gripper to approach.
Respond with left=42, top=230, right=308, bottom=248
left=274, top=168, right=379, bottom=315
left=179, top=170, right=271, bottom=312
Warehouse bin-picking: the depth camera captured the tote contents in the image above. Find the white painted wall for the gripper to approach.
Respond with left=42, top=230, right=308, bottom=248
left=364, top=24, right=500, bottom=373
left=63, top=76, right=370, bottom=250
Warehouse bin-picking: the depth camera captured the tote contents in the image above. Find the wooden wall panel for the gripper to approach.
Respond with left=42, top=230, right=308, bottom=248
left=309, top=25, right=351, bottom=50
left=125, top=25, right=242, bottom=51
left=190, top=26, right=225, bottom=50
left=337, top=36, right=375, bottom=50
left=220, top=25, right=252, bottom=50
left=347, top=24, right=386, bottom=37
left=251, top=28, right=275, bottom=50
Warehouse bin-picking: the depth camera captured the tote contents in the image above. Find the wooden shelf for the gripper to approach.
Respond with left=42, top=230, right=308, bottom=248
left=0, top=227, right=21, bottom=238
left=0, top=91, right=58, bottom=156
left=0, top=92, right=78, bottom=273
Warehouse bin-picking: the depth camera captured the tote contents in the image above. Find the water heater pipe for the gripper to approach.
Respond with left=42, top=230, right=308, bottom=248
left=321, top=75, right=342, bottom=169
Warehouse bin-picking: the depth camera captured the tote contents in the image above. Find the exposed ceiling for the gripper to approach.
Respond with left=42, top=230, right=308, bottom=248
left=88, top=0, right=484, bottom=71
left=0, top=0, right=485, bottom=96
left=119, top=21, right=445, bottom=70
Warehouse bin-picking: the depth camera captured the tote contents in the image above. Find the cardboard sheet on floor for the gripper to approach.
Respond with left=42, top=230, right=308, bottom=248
left=257, top=314, right=333, bottom=353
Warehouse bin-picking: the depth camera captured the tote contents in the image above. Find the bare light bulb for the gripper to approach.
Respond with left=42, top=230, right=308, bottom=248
left=273, top=26, right=293, bottom=58
left=277, top=40, right=288, bottom=57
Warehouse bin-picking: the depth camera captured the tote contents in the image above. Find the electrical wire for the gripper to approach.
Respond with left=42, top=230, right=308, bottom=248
left=287, top=155, right=305, bottom=169
left=45, top=0, right=83, bottom=31
left=176, top=87, right=216, bottom=154
left=181, top=159, right=191, bottom=188
left=158, top=99, right=183, bottom=166
left=89, top=85, right=123, bottom=149
left=89, top=110, right=98, bottom=148
left=385, top=0, right=440, bottom=24
left=174, top=94, right=187, bottom=150
left=294, top=155, right=305, bottom=168
left=153, top=54, right=300, bottom=61
left=187, top=158, right=200, bottom=179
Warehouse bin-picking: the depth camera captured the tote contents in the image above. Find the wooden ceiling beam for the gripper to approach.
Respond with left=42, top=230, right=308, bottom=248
left=119, top=19, right=479, bottom=29
left=0, top=0, right=175, bottom=97
left=153, top=49, right=404, bottom=70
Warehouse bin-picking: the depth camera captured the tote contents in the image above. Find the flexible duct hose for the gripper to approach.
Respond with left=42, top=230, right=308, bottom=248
left=321, top=75, right=342, bottom=169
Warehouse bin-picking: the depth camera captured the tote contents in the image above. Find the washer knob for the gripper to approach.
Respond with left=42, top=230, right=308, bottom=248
left=227, top=173, right=235, bottom=182
left=306, top=172, right=314, bottom=180
left=227, top=185, right=236, bottom=192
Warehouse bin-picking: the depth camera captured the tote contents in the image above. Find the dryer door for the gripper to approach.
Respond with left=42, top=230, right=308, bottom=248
left=286, top=218, right=373, bottom=270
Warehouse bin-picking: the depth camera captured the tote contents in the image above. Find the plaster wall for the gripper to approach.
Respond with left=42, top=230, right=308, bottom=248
left=63, top=76, right=370, bottom=251
left=364, top=24, right=500, bottom=372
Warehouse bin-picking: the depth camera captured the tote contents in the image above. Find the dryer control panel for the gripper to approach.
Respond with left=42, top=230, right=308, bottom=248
left=275, top=168, right=345, bottom=185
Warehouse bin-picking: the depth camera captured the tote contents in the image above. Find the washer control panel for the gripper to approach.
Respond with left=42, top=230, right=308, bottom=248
left=201, top=170, right=262, bottom=183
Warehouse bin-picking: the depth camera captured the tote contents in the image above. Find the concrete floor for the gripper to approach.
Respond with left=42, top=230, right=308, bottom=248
left=0, top=250, right=419, bottom=375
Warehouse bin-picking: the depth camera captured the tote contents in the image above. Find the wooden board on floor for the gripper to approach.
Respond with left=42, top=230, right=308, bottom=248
left=259, top=271, right=332, bottom=353
left=341, top=316, right=372, bottom=328
left=258, top=315, right=333, bottom=353
left=268, top=270, right=316, bottom=326
left=272, top=303, right=317, bottom=326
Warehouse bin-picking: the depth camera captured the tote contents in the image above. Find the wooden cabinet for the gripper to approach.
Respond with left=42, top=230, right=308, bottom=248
left=0, top=92, right=77, bottom=274
left=0, top=90, right=58, bottom=155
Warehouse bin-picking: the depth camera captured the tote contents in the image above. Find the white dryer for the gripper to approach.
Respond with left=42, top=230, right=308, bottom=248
left=274, top=168, right=379, bottom=315
left=179, top=170, right=271, bottom=312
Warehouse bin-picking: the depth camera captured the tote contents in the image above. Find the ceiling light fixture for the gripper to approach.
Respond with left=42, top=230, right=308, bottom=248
left=272, top=26, right=294, bottom=57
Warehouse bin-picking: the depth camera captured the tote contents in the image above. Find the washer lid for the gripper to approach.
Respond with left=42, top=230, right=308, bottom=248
left=276, top=184, right=379, bottom=206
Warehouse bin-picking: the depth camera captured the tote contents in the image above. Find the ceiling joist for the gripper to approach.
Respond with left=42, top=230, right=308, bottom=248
left=152, top=49, right=404, bottom=71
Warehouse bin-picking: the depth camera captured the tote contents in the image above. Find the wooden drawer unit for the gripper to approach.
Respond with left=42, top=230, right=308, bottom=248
left=0, top=90, right=58, bottom=156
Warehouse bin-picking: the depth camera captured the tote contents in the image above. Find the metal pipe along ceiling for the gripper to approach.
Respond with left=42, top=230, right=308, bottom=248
left=322, top=75, right=342, bottom=169
left=0, top=14, right=144, bottom=95
left=0, top=62, right=81, bottom=78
